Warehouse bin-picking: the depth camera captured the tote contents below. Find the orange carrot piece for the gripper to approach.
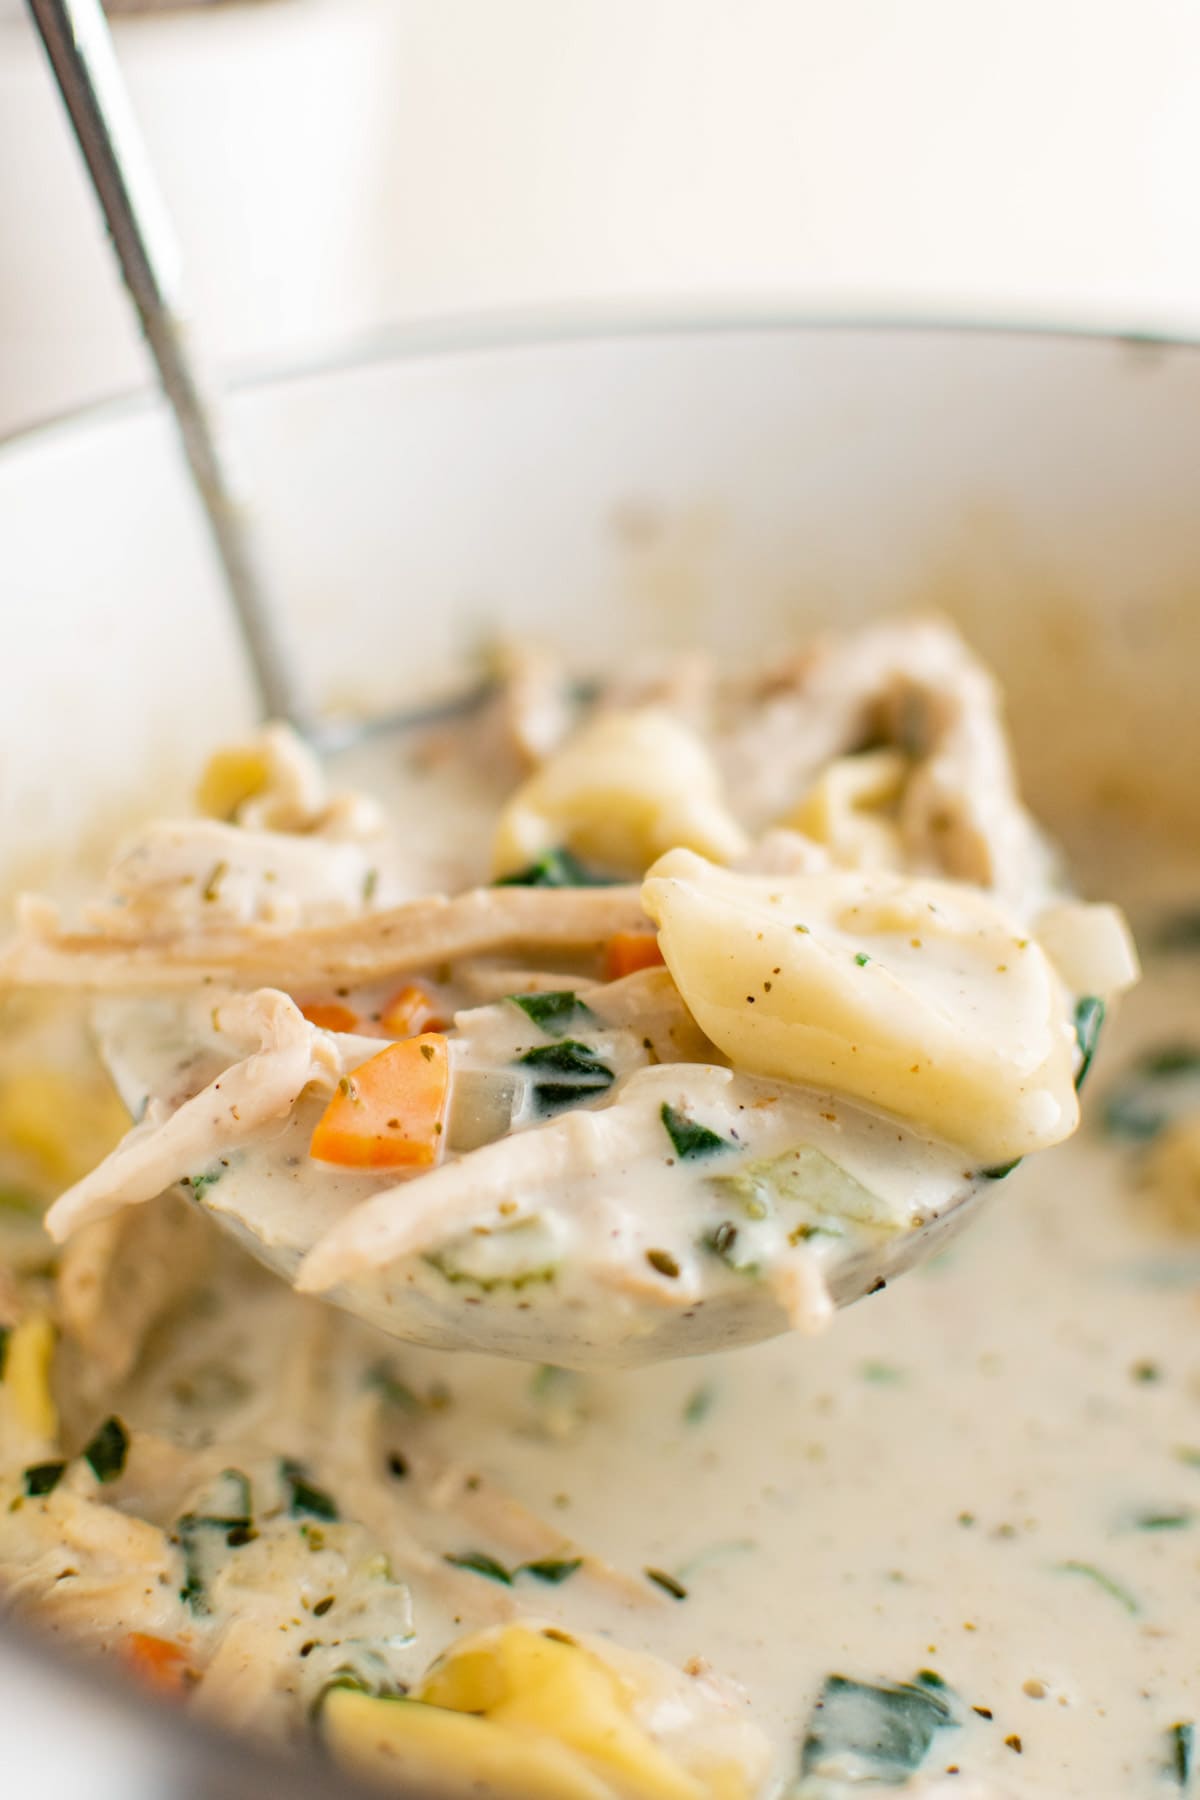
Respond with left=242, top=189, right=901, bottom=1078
left=122, top=1633, right=194, bottom=1697
left=310, top=1034, right=450, bottom=1170
left=603, top=930, right=665, bottom=982
left=300, top=1000, right=361, bottom=1034
left=379, top=982, right=446, bottom=1039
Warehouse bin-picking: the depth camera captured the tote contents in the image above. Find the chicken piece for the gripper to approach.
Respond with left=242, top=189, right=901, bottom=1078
left=295, top=1092, right=664, bottom=1297
left=44, top=991, right=341, bottom=1241
left=715, top=617, right=1056, bottom=908
left=583, top=966, right=720, bottom=1066
left=2, top=885, right=646, bottom=993
left=57, top=1197, right=213, bottom=1383
left=80, top=819, right=378, bottom=937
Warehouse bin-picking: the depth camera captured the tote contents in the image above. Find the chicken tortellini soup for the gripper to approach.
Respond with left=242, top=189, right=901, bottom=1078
left=4, top=616, right=1196, bottom=1800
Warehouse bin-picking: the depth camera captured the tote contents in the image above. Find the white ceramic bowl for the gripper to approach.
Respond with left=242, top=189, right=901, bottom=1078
left=2, top=316, right=1199, bottom=1793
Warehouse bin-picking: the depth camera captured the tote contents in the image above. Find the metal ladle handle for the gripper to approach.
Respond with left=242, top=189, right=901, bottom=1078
left=26, top=0, right=310, bottom=732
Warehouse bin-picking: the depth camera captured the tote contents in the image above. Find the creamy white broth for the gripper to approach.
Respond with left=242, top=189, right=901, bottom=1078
left=0, top=625, right=1174, bottom=1799
left=34, top=914, right=1195, bottom=1798
left=87, top=986, right=982, bottom=1364
left=285, top=914, right=1198, bottom=1798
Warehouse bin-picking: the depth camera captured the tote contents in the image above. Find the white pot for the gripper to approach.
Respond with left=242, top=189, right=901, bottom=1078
left=2, top=313, right=1199, bottom=1792
left=4, top=315, right=1200, bottom=899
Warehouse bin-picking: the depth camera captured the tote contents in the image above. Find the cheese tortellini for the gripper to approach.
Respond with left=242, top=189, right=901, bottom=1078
left=322, top=1622, right=768, bottom=1800
left=785, top=747, right=909, bottom=870
left=641, top=849, right=1082, bottom=1166
left=491, top=708, right=748, bottom=880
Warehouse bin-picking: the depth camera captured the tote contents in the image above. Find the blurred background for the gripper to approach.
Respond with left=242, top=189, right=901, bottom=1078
left=3, top=0, right=1200, bottom=438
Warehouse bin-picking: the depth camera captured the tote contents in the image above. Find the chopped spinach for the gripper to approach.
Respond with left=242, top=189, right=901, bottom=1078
left=175, top=1500, right=254, bottom=1611
left=177, top=1519, right=211, bottom=1613
left=282, top=1459, right=339, bottom=1522
left=520, top=1557, right=582, bottom=1585
left=1055, top=1560, right=1139, bottom=1614
left=660, top=1102, right=736, bottom=1161
left=175, top=1468, right=257, bottom=1610
left=181, top=1167, right=224, bottom=1199
left=530, top=1363, right=574, bottom=1402
left=1132, top=1510, right=1192, bottom=1531
left=981, top=1158, right=1022, bottom=1180
left=684, top=1384, right=716, bottom=1425
left=205, top=1468, right=253, bottom=1531
left=494, top=848, right=616, bottom=888
left=509, top=990, right=597, bottom=1037
left=517, top=1040, right=614, bottom=1115
left=1104, top=1045, right=1200, bottom=1140
left=444, top=1550, right=513, bottom=1585
left=22, top=1461, right=66, bottom=1497
left=860, top=1362, right=904, bottom=1385
left=1073, top=995, right=1105, bottom=1089
left=799, top=1671, right=958, bottom=1786
left=366, top=1365, right=424, bottom=1412
left=442, top=1548, right=582, bottom=1586
left=1168, top=1721, right=1195, bottom=1787
left=83, top=1416, right=128, bottom=1483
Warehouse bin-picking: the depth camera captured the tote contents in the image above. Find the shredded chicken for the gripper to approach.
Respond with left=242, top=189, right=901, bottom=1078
left=295, top=1084, right=667, bottom=1294
left=3, top=884, right=644, bottom=992
left=57, top=1197, right=213, bottom=1383
left=44, top=991, right=340, bottom=1240
left=295, top=1066, right=720, bottom=1294
left=81, top=819, right=378, bottom=936
left=488, top=641, right=580, bottom=769
left=585, top=966, right=720, bottom=1065
left=714, top=616, right=1055, bottom=906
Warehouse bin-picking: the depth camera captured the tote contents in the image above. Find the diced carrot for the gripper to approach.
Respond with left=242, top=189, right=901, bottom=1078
left=603, top=931, right=665, bottom=982
left=379, top=982, right=446, bottom=1039
left=310, top=1035, right=450, bottom=1171
left=122, top=1633, right=194, bottom=1697
left=300, top=1001, right=361, bottom=1034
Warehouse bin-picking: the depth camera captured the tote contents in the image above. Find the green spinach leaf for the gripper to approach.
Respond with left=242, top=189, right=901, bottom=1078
left=510, top=991, right=597, bottom=1037
left=799, top=1672, right=958, bottom=1785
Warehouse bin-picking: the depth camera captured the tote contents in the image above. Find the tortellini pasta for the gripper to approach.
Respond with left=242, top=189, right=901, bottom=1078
left=196, top=722, right=381, bottom=840
left=785, top=747, right=909, bottom=869
left=491, top=708, right=748, bottom=880
left=322, top=1622, right=768, bottom=1800
left=0, top=1313, right=58, bottom=1445
left=641, top=849, right=1082, bottom=1165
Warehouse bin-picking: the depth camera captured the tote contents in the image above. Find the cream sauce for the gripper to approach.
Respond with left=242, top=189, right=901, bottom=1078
left=340, top=897, right=1200, bottom=1796
left=0, top=633, right=1191, bottom=1800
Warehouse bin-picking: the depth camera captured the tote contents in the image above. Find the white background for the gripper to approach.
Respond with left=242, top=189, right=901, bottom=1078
left=3, top=0, right=1200, bottom=436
